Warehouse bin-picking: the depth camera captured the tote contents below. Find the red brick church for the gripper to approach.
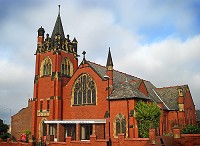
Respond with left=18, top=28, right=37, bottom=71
left=11, top=8, right=196, bottom=142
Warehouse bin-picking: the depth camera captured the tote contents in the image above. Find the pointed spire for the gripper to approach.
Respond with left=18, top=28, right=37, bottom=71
left=58, top=5, right=61, bottom=16
left=72, top=37, right=78, bottom=43
left=106, top=47, right=113, bottom=89
left=106, top=47, right=113, bottom=68
left=51, top=5, right=65, bottom=39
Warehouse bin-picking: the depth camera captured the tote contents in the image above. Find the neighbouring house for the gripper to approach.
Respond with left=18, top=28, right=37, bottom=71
left=11, top=7, right=196, bottom=142
left=11, top=106, right=32, bottom=140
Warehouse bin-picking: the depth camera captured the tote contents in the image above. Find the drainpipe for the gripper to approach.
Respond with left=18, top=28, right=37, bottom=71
left=125, top=97, right=129, bottom=138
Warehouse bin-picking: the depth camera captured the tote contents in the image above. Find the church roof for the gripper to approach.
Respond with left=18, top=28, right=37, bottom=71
left=155, top=85, right=188, bottom=110
left=143, top=81, right=161, bottom=103
left=86, top=60, right=186, bottom=110
left=87, top=61, right=151, bottom=100
left=87, top=61, right=139, bottom=85
left=109, top=81, right=151, bottom=100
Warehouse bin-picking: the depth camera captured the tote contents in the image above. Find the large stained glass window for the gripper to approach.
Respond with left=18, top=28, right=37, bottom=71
left=73, top=74, right=96, bottom=105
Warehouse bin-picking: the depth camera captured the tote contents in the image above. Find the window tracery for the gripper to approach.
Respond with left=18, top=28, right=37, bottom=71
left=73, top=74, right=96, bottom=105
left=114, top=113, right=126, bottom=137
left=61, top=58, right=73, bottom=77
left=40, top=57, right=52, bottom=77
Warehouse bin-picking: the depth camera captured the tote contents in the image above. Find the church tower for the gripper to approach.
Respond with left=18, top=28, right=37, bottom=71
left=31, top=6, right=79, bottom=138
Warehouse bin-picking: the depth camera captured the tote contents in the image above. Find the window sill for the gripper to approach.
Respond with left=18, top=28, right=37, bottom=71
left=72, top=103, right=96, bottom=106
left=81, top=140, right=90, bottom=141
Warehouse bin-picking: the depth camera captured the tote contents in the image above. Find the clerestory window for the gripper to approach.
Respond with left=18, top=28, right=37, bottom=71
left=73, top=74, right=96, bottom=105
left=40, top=57, right=52, bottom=77
left=61, top=58, right=73, bottom=77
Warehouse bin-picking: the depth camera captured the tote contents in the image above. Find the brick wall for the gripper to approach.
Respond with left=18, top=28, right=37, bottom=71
left=11, top=103, right=32, bottom=141
left=62, top=65, right=108, bottom=120
left=3, top=132, right=200, bottom=146
left=32, top=50, right=78, bottom=138
left=95, top=124, right=105, bottom=139
left=174, top=134, right=200, bottom=146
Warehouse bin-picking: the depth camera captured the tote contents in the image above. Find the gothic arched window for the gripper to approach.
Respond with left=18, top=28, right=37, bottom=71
left=114, top=114, right=126, bottom=137
left=73, top=74, right=96, bottom=105
left=61, top=58, right=73, bottom=77
left=40, top=57, right=52, bottom=77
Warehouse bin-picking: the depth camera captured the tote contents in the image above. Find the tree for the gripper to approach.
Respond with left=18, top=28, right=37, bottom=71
left=135, top=101, right=161, bottom=138
left=0, top=119, right=9, bottom=135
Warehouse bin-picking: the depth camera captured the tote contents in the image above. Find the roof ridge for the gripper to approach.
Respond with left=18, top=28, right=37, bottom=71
left=120, top=79, right=141, bottom=84
left=156, top=84, right=188, bottom=90
left=88, top=61, right=141, bottom=80
left=87, top=60, right=106, bottom=68
left=87, top=60, right=149, bottom=83
left=113, top=68, right=140, bottom=80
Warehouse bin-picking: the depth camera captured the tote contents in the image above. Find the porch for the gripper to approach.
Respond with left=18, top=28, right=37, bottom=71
left=44, top=119, right=106, bottom=142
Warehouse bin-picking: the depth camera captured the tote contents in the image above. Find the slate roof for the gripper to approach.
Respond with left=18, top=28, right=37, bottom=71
left=87, top=61, right=139, bottom=85
left=87, top=61, right=150, bottom=100
left=51, top=13, right=65, bottom=39
left=155, top=85, right=188, bottom=110
left=144, top=81, right=161, bottom=103
left=110, top=81, right=151, bottom=100
left=85, top=60, right=188, bottom=111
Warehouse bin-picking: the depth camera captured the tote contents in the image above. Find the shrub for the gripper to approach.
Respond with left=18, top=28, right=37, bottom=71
left=0, top=133, right=10, bottom=141
left=135, top=101, right=161, bottom=138
left=181, top=125, right=200, bottom=134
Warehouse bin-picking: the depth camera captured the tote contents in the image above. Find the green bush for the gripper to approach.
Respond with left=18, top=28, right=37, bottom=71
left=135, top=101, right=161, bottom=138
left=0, top=133, right=10, bottom=141
left=181, top=125, right=200, bottom=134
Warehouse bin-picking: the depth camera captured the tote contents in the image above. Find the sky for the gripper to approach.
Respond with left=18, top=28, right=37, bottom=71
left=0, top=0, right=200, bottom=124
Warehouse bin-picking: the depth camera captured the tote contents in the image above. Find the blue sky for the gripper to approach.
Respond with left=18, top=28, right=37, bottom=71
left=0, top=0, right=200, bottom=124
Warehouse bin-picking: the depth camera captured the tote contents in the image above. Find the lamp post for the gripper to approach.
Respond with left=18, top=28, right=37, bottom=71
left=104, top=75, right=111, bottom=146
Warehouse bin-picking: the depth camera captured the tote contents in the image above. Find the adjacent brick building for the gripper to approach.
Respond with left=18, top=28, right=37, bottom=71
left=11, top=7, right=196, bottom=143
left=11, top=102, right=32, bottom=140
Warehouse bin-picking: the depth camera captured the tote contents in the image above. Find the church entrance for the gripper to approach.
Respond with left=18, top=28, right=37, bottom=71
left=39, top=119, right=47, bottom=139
left=44, top=119, right=106, bottom=142
left=42, top=122, right=47, bottom=136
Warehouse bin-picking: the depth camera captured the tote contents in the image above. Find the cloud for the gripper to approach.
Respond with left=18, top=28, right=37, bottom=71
left=115, top=35, right=200, bottom=108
